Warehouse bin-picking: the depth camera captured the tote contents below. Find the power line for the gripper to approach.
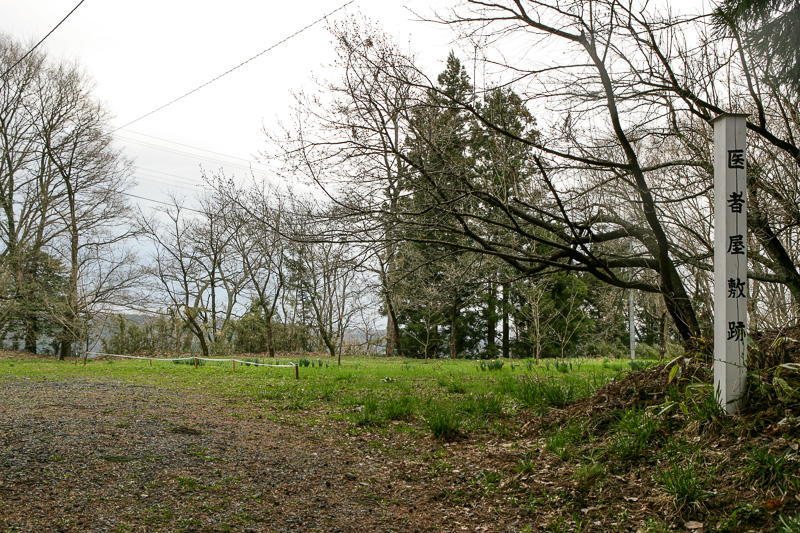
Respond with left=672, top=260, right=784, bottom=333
left=0, top=0, right=87, bottom=79
left=122, top=190, right=204, bottom=214
left=113, top=0, right=355, bottom=132
left=116, top=134, right=281, bottom=174
left=137, top=166, right=203, bottom=182
left=135, top=173, right=202, bottom=190
left=120, top=137, right=255, bottom=170
left=119, top=130, right=267, bottom=165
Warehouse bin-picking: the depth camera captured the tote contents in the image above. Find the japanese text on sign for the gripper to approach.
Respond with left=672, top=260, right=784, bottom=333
left=728, top=149, right=745, bottom=169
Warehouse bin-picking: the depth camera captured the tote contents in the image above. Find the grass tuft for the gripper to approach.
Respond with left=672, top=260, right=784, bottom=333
left=384, top=395, right=416, bottom=421
left=743, top=446, right=793, bottom=490
left=545, top=422, right=584, bottom=460
left=353, top=396, right=384, bottom=427
left=461, top=393, right=504, bottom=418
left=512, top=376, right=578, bottom=408
left=424, top=406, right=462, bottom=440
left=609, top=408, right=661, bottom=461
left=478, top=360, right=505, bottom=371
left=658, top=457, right=709, bottom=510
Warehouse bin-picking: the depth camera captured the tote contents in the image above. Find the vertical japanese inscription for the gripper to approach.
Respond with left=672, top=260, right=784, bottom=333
left=714, top=114, right=748, bottom=414
left=725, top=154, right=747, bottom=351
left=725, top=148, right=747, bottom=353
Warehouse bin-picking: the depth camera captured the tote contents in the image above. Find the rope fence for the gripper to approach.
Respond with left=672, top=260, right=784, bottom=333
left=83, top=351, right=300, bottom=378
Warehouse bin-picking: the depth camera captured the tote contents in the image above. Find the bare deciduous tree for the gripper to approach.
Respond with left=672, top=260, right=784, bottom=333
left=0, top=33, right=138, bottom=357
left=140, top=191, right=246, bottom=357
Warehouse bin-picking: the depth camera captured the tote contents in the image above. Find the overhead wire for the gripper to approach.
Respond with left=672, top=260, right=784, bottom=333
left=121, top=190, right=204, bottom=214
left=136, top=166, right=205, bottom=184
left=112, top=0, right=356, bottom=132
left=113, top=131, right=283, bottom=192
left=118, top=135, right=279, bottom=175
left=0, top=0, right=87, bottom=79
left=135, top=174, right=202, bottom=191
left=119, top=130, right=269, bottom=165
left=109, top=2, right=356, bottom=210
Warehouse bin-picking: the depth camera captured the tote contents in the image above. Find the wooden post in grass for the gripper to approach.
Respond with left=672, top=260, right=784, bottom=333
left=233, top=358, right=236, bottom=371
left=149, top=358, right=152, bottom=367
left=712, top=113, right=748, bottom=415
left=295, top=364, right=299, bottom=380
left=194, top=357, right=198, bottom=369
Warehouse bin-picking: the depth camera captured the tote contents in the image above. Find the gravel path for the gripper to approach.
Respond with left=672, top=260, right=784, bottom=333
left=0, top=376, right=505, bottom=532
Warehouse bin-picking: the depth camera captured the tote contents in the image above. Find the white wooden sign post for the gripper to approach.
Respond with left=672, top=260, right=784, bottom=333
left=712, top=113, right=748, bottom=415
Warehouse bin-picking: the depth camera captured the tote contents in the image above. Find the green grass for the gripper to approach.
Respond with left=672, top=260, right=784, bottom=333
left=461, top=392, right=504, bottom=418
left=353, top=395, right=384, bottom=427
left=383, top=395, right=417, bottom=421
left=442, top=379, right=468, bottom=394
left=778, top=513, right=800, bottom=533
left=424, top=406, right=463, bottom=440
left=513, top=456, right=537, bottom=474
left=743, top=446, right=795, bottom=490
left=608, top=407, right=662, bottom=461
left=478, top=360, right=504, bottom=371
left=0, top=354, right=631, bottom=439
left=507, top=376, right=583, bottom=409
left=545, top=422, right=585, bottom=460
left=658, top=456, right=710, bottom=510
left=4, top=352, right=796, bottom=531
left=173, top=476, right=200, bottom=491
left=102, top=455, right=136, bottom=463
left=173, top=357, right=205, bottom=366
left=573, top=461, right=605, bottom=491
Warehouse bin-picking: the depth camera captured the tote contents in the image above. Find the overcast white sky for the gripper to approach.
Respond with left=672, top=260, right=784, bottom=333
left=2, top=0, right=456, bottom=207
left=3, top=0, right=709, bottom=212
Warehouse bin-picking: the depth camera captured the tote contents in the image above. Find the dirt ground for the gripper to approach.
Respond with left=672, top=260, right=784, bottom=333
left=2, top=353, right=798, bottom=532
left=0, top=374, right=543, bottom=533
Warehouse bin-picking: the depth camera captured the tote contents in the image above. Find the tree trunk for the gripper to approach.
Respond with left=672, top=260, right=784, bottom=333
left=487, top=280, right=497, bottom=356
left=24, top=318, right=37, bottom=354
left=502, top=282, right=510, bottom=358
left=184, top=307, right=209, bottom=358
left=384, top=242, right=399, bottom=357
left=659, top=308, right=668, bottom=361
left=322, top=331, right=337, bottom=359
left=59, top=249, right=79, bottom=361
left=583, top=33, right=703, bottom=346
left=449, top=298, right=460, bottom=359
left=750, top=201, right=800, bottom=323
left=58, top=169, right=81, bottom=361
left=59, top=337, right=72, bottom=360
left=385, top=309, right=396, bottom=357
left=660, top=263, right=702, bottom=346
left=265, top=314, right=275, bottom=359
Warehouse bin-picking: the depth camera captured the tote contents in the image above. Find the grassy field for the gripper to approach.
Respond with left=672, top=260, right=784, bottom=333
left=0, top=354, right=638, bottom=440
